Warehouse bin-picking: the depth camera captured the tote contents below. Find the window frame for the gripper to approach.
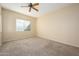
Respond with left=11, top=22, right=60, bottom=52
left=16, top=19, right=32, bottom=32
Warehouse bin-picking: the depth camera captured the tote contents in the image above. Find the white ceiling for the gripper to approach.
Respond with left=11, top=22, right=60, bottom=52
left=0, top=3, right=39, bottom=17
left=39, top=3, right=72, bottom=16
left=0, top=3, right=72, bottom=18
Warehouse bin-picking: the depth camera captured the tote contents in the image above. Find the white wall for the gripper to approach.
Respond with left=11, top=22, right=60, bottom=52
left=0, top=5, right=2, bottom=46
left=37, top=4, right=79, bottom=47
left=2, top=8, right=37, bottom=42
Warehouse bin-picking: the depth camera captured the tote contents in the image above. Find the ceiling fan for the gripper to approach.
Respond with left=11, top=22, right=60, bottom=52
left=21, top=3, right=39, bottom=12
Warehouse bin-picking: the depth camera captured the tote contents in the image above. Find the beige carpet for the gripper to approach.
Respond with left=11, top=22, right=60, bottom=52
left=0, top=37, right=79, bottom=56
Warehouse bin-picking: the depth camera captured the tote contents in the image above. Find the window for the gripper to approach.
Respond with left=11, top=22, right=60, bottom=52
left=16, top=19, right=31, bottom=31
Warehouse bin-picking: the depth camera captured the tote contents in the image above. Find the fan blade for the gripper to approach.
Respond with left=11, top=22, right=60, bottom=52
left=32, top=7, right=38, bottom=11
left=29, top=7, right=31, bottom=12
left=32, top=3, right=39, bottom=6
left=21, top=6, right=28, bottom=7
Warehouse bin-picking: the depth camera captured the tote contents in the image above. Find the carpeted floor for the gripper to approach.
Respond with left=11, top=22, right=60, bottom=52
left=0, top=37, right=79, bottom=56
